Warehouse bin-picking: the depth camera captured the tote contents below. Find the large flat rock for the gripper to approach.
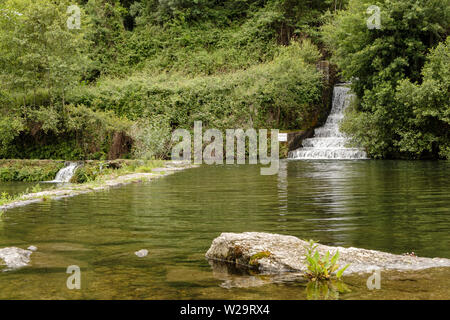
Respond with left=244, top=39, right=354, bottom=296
left=206, top=232, right=450, bottom=275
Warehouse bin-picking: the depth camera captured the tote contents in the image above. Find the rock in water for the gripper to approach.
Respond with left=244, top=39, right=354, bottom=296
left=27, top=246, right=38, bottom=252
left=135, top=249, right=148, bottom=258
left=0, top=247, right=33, bottom=270
left=206, top=232, right=450, bottom=275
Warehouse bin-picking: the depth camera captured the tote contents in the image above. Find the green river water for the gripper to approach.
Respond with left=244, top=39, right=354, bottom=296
left=0, top=182, right=54, bottom=197
left=0, top=160, right=449, bottom=299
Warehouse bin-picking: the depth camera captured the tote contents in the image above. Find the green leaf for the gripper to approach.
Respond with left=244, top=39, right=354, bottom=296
left=330, top=250, right=339, bottom=265
left=336, top=264, right=350, bottom=279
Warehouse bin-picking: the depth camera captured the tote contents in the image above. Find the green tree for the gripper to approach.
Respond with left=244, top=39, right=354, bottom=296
left=395, top=38, right=450, bottom=159
left=0, top=0, right=89, bottom=107
left=84, top=0, right=128, bottom=78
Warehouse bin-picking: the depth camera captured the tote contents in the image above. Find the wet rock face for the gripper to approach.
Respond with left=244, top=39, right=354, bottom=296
left=0, top=247, right=33, bottom=271
left=206, top=232, right=450, bottom=275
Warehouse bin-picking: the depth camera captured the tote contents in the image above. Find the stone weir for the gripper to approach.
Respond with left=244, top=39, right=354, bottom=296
left=289, top=85, right=368, bottom=160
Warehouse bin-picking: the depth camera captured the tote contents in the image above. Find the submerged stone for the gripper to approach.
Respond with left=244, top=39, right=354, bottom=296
left=0, top=247, right=33, bottom=270
left=206, top=232, right=450, bottom=275
left=135, top=249, right=148, bottom=258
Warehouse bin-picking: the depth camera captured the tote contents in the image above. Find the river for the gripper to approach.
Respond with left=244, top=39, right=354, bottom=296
left=0, top=160, right=449, bottom=299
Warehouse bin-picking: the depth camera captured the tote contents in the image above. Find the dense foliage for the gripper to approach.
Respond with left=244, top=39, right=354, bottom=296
left=1, top=0, right=447, bottom=160
left=323, top=0, right=450, bottom=159
left=68, top=41, right=323, bottom=159
left=0, top=0, right=336, bottom=160
left=68, top=41, right=323, bottom=152
left=395, top=39, right=450, bottom=159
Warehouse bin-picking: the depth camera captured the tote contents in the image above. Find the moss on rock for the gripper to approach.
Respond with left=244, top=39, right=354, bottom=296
left=249, top=251, right=272, bottom=267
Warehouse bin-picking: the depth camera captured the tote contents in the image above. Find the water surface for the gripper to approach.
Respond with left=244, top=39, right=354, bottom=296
left=0, top=160, right=449, bottom=299
left=0, top=182, right=54, bottom=197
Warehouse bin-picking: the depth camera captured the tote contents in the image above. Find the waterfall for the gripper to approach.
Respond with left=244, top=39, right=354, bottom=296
left=51, top=162, right=79, bottom=183
left=288, top=85, right=368, bottom=160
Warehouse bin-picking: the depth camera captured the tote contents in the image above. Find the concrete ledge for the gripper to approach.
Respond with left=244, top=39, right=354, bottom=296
left=0, top=161, right=196, bottom=212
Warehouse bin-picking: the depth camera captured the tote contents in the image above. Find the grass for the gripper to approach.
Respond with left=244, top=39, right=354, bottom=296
left=63, top=159, right=166, bottom=183
left=93, top=160, right=166, bottom=180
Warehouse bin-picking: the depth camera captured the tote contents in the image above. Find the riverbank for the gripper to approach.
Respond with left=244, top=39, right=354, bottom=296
left=0, top=160, right=196, bottom=212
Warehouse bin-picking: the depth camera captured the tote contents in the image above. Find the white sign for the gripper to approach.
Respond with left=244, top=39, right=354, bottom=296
left=278, top=133, right=287, bottom=142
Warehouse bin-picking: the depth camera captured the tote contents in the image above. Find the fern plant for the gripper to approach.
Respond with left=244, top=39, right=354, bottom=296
left=304, top=240, right=350, bottom=281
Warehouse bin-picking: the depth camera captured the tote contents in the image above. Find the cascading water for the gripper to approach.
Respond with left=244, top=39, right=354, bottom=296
left=288, top=85, right=368, bottom=160
left=51, top=162, right=79, bottom=183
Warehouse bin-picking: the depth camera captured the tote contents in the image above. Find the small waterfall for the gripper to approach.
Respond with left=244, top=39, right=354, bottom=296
left=289, top=85, right=368, bottom=160
left=51, top=162, right=79, bottom=183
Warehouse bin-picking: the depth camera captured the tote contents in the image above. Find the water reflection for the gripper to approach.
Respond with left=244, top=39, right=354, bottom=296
left=305, top=280, right=351, bottom=300
left=208, top=259, right=307, bottom=289
left=0, top=182, right=54, bottom=196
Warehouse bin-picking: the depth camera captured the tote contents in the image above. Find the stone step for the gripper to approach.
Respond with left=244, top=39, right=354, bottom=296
left=302, top=137, right=348, bottom=148
left=314, top=127, right=346, bottom=138
left=289, top=147, right=368, bottom=159
left=325, top=114, right=345, bottom=124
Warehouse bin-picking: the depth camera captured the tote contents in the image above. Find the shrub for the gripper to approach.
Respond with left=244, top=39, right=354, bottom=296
left=69, top=41, right=323, bottom=133
left=0, top=160, right=65, bottom=182
left=128, top=115, right=173, bottom=160
left=0, top=104, right=133, bottom=160
left=0, top=0, right=339, bottom=160
left=70, top=164, right=101, bottom=183
left=0, top=115, right=25, bottom=158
